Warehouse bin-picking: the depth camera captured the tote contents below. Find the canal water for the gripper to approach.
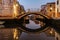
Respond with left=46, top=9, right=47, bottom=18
left=0, top=21, right=55, bottom=40
left=25, top=20, right=41, bottom=29
left=20, top=19, right=55, bottom=40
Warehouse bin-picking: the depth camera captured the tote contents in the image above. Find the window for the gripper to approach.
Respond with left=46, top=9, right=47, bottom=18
left=57, top=8, right=59, bottom=12
left=10, top=0, right=13, bottom=3
left=50, top=4, right=52, bottom=7
left=2, top=0, right=8, bottom=5
left=57, top=0, right=59, bottom=5
left=52, top=13, right=55, bottom=17
left=2, top=0, right=4, bottom=5
left=50, top=9, right=52, bottom=12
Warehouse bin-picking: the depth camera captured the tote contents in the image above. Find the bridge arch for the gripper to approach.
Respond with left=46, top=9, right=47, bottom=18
left=17, top=12, right=51, bottom=19
left=17, top=12, right=52, bottom=33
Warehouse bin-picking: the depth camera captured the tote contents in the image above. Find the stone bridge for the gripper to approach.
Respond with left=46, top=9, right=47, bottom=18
left=0, top=12, right=60, bottom=33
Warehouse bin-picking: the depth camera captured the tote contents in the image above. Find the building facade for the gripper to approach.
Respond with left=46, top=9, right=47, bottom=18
left=41, top=5, right=46, bottom=15
left=0, top=0, right=21, bottom=18
left=54, top=0, right=60, bottom=39
left=45, top=2, right=55, bottom=18
left=56, top=0, right=60, bottom=19
left=0, top=0, right=16, bottom=17
left=56, top=0, right=60, bottom=12
left=0, top=0, right=2, bottom=15
left=20, top=5, right=25, bottom=15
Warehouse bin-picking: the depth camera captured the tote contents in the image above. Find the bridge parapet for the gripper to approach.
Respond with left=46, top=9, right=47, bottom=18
left=17, top=12, right=52, bottom=19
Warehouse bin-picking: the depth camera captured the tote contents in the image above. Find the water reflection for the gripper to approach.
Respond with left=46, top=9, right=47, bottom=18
left=26, top=20, right=41, bottom=29
left=0, top=25, right=5, bottom=28
left=0, top=20, right=55, bottom=40
left=24, top=14, right=45, bottom=29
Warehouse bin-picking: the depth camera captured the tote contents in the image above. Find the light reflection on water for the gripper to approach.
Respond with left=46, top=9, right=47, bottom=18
left=0, top=21, right=5, bottom=24
left=0, top=22, right=5, bottom=28
left=0, top=25, right=4, bottom=28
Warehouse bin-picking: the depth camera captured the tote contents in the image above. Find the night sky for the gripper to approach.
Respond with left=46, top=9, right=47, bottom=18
left=18, top=0, right=55, bottom=11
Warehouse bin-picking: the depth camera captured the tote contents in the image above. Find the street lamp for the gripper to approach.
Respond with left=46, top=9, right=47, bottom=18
left=16, top=4, right=18, bottom=7
left=13, top=5, right=16, bottom=17
left=50, top=7, right=53, bottom=12
left=13, top=4, right=18, bottom=17
left=50, top=7, right=56, bottom=18
left=50, top=7, right=53, bottom=10
left=21, top=11, right=24, bottom=14
left=50, top=30, right=53, bottom=34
